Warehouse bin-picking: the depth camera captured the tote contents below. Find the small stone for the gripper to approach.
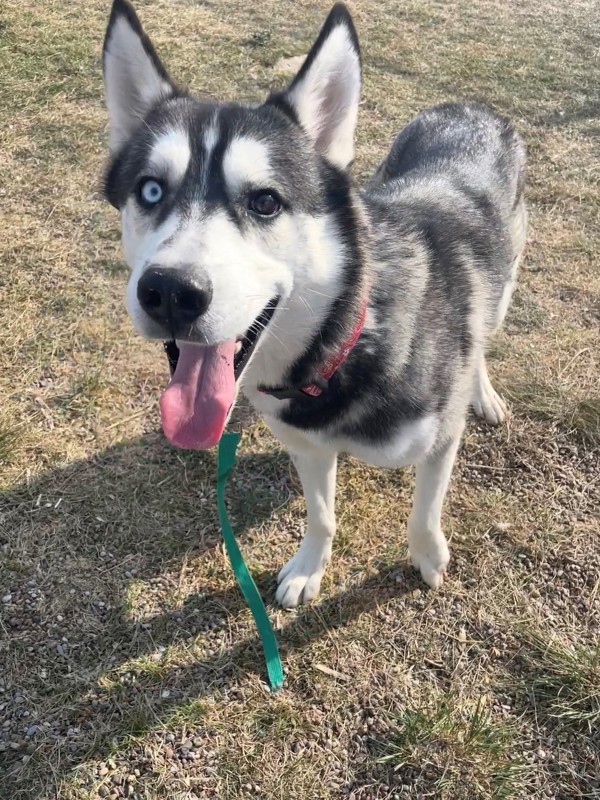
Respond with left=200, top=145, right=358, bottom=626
left=98, top=788, right=110, bottom=799
left=99, top=766, right=109, bottom=777
left=25, top=725, right=38, bottom=738
left=2, top=594, right=12, bottom=603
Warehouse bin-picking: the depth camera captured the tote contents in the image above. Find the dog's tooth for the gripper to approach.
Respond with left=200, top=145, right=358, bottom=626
left=235, top=341, right=242, bottom=354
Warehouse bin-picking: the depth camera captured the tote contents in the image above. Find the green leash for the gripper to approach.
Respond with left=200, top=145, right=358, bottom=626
left=216, top=432, right=284, bottom=692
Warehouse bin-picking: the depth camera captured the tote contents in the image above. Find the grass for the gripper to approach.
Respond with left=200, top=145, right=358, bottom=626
left=0, top=418, right=26, bottom=468
left=515, top=629, right=600, bottom=735
left=505, top=381, right=600, bottom=446
left=375, top=699, right=525, bottom=799
left=0, top=0, right=599, bottom=798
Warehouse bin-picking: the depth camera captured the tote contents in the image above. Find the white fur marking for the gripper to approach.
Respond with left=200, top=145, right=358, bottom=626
left=222, top=137, right=272, bottom=195
left=203, top=120, right=219, bottom=157
left=149, top=130, right=191, bottom=182
left=201, top=118, right=219, bottom=188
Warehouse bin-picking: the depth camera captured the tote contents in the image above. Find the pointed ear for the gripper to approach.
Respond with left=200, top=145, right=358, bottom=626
left=103, top=0, right=175, bottom=152
left=281, top=4, right=361, bottom=170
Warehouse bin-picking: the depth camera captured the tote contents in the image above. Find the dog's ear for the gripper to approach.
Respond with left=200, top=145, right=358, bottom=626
left=278, top=4, right=361, bottom=170
left=103, top=0, right=175, bottom=152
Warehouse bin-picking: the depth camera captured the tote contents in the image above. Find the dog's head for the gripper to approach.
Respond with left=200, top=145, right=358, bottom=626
left=102, top=0, right=361, bottom=448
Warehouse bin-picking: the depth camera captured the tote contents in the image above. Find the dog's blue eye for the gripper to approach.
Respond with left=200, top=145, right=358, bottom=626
left=139, top=179, right=164, bottom=207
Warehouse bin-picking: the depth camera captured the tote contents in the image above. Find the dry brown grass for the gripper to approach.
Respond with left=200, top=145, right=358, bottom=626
left=0, top=0, right=599, bottom=798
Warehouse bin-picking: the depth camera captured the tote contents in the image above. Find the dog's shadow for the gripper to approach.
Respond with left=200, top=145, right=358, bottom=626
left=0, top=425, right=419, bottom=789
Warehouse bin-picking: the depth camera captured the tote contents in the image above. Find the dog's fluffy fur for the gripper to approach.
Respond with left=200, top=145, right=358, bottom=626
left=103, top=0, right=527, bottom=607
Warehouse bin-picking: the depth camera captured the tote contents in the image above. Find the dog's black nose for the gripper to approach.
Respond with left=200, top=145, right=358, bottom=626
left=137, top=267, right=213, bottom=331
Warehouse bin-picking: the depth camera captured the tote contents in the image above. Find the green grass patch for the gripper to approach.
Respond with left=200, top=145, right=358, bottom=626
left=375, top=699, right=526, bottom=799
left=514, top=629, right=600, bottom=735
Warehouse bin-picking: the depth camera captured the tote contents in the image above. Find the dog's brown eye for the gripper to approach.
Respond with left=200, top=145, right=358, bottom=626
left=249, top=191, right=281, bottom=217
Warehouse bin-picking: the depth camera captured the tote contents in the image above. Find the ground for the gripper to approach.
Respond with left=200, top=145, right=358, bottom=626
left=0, top=0, right=599, bottom=798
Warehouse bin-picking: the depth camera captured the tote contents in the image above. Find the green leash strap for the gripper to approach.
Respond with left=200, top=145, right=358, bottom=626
left=216, top=432, right=284, bottom=692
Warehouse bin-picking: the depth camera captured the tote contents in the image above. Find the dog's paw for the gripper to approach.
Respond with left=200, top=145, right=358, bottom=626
left=472, top=379, right=508, bottom=426
left=409, top=540, right=450, bottom=589
left=275, top=541, right=329, bottom=609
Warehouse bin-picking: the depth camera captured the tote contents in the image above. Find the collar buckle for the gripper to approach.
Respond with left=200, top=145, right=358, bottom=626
left=258, top=376, right=329, bottom=401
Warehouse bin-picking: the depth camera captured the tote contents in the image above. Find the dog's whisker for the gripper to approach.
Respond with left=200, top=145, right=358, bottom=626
left=298, top=295, right=314, bottom=315
left=252, top=320, right=290, bottom=355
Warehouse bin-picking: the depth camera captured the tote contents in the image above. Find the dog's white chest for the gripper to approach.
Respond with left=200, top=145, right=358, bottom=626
left=264, top=411, right=440, bottom=468
left=332, top=414, right=440, bottom=468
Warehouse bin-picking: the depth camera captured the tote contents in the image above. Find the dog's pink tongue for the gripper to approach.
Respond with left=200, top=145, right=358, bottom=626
left=160, top=342, right=236, bottom=449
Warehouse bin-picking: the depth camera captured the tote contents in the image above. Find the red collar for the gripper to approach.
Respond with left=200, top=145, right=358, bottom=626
left=259, top=291, right=369, bottom=401
left=299, top=297, right=368, bottom=397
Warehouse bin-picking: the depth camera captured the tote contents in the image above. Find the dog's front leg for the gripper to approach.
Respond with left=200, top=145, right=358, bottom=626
left=276, top=450, right=338, bottom=608
left=407, top=426, right=463, bottom=589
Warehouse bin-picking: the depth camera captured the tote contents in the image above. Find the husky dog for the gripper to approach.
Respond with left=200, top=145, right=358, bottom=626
left=102, top=0, right=526, bottom=608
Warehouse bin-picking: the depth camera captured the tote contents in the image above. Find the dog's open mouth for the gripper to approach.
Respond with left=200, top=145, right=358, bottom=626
left=233, top=297, right=280, bottom=381
left=159, top=297, right=280, bottom=450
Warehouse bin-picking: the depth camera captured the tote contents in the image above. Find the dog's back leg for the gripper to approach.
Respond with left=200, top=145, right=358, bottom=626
left=472, top=351, right=508, bottom=425
left=472, top=197, right=527, bottom=425
left=407, top=426, right=463, bottom=588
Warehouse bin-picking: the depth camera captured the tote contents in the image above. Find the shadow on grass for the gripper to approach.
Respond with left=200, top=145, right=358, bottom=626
left=0, top=432, right=421, bottom=794
left=536, top=100, right=600, bottom=131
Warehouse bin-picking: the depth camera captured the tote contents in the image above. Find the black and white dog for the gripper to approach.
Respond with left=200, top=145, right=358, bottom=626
left=102, top=1, right=526, bottom=607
